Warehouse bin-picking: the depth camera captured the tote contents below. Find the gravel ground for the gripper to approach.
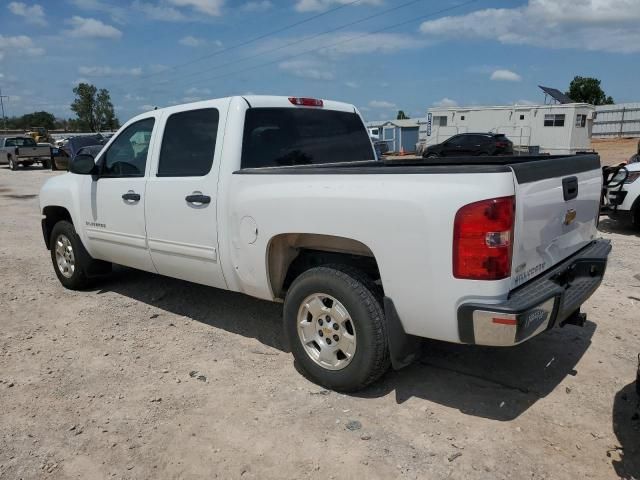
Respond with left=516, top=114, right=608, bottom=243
left=0, top=165, right=638, bottom=480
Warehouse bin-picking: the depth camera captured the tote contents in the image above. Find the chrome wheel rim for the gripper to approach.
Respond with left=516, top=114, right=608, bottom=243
left=297, top=293, right=357, bottom=371
left=54, top=234, right=75, bottom=278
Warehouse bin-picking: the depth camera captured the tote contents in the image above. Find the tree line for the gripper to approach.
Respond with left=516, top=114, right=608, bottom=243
left=2, top=82, right=120, bottom=132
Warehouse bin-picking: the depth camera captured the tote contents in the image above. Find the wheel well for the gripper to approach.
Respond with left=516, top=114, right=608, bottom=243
left=42, top=206, right=72, bottom=250
left=267, top=233, right=381, bottom=299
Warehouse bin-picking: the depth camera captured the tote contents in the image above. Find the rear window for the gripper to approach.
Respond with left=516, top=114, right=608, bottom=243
left=241, top=108, right=373, bottom=169
left=6, top=137, right=37, bottom=147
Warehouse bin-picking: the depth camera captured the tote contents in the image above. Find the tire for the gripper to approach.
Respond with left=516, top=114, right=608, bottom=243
left=8, top=157, right=17, bottom=171
left=283, top=265, right=390, bottom=392
left=42, top=159, right=51, bottom=169
left=632, top=201, right=640, bottom=230
left=50, top=221, right=92, bottom=290
left=424, top=153, right=439, bottom=159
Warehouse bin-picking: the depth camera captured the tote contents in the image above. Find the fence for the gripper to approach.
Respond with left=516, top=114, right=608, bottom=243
left=593, top=103, right=640, bottom=138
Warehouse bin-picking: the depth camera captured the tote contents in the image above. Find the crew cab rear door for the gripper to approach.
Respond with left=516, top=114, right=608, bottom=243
left=144, top=99, right=230, bottom=289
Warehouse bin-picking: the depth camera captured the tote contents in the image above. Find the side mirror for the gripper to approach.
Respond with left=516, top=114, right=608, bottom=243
left=70, top=154, right=97, bottom=175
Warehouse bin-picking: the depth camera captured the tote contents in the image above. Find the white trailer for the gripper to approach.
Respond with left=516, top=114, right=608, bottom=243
left=419, top=103, right=595, bottom=155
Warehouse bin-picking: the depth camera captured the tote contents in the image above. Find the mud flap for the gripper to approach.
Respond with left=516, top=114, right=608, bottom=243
left=383, top=297, right=421, bottom=370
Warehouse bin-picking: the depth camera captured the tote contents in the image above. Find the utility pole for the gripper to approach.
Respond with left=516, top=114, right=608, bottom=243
left=0, top=88, right=8, bottom=133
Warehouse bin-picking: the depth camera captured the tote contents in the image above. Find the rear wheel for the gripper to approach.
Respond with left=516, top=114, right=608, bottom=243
left=284, top=265, right=389, bottom=391
left=8, top=157, right=17, bottom=171
left=42, top=159, right=51, bottom=169
left=424, top=153, right=438, bottom=159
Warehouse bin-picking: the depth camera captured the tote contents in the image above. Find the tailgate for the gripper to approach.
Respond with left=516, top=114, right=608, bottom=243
left=510, top=155, right=601, bottom=289
left=17, top=146, right=50, bottom=157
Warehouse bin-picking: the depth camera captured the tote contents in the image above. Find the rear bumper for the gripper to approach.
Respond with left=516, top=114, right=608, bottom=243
left=457, top=239, right=611, bottom=346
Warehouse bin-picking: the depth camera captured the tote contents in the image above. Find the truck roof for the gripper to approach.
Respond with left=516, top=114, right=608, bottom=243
left=141, top=95, right=357, bottom=115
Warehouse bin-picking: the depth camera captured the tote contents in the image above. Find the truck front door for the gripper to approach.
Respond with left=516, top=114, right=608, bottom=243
left=144, top=102, right=228, bottom=289
left=80, top=117, right=157, bottom=272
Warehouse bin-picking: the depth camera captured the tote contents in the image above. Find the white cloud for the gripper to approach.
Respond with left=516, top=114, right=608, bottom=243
left=179, top=35, right=204, bottom=47
left=124, top=93, right=146, bottom=101
left=242, top=0, right=272, bottom=11
left=369, top=100, right=396, bottom=109
left=79, top=66, right=142, bottom=77
left=419, top=0, right=640, bottom=54
left=149, top=64, right=170, bottom=73
left=132, top=1, right=187, bottom=21
left=168, top=0, right=224, bottom=16
left=295, top=0, right=381, bottom=13
left=432, top=97, right=458, bottom=108
left=139, top=104, right=155, bottom=111
left=345, top=81, right=359, bottom=88
left=320, top=32, right=423, bottom=56
left=67, top=16, right=122, bottom=39
left=490, top=69, right=522, bottom=82
left=0, top=34, right=45, bottom=56
left=70, top=0, right=127, bottom=24
left=278, top=59, right=334, bottom=80
left=8, top=2, right=46, bottom=25
left=185, top=87, right=212, bottom=95
left=515, top=99, right=536, bottom=105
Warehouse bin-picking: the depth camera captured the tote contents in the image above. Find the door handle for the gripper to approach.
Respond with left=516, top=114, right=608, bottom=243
left=185, top=194, right=211, bottom=204
left=122, top=192, right=141, bottom=201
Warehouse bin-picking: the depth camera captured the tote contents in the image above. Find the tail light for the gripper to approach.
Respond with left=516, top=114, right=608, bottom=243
left=495, top=141, right=508, bottom=148
left=453, top=196, right=515, bottom=280
left=288, top=97, right=323, bottom=107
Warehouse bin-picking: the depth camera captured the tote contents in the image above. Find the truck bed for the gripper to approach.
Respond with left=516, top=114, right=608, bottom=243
left=236, top=154, right=600, bottom=182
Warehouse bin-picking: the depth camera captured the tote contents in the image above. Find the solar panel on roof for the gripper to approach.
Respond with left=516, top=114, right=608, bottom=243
left=538, top=85, right=574, bottom=104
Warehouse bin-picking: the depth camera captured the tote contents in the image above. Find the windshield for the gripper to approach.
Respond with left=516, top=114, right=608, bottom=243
left=6, top=137, right=37, bottom=147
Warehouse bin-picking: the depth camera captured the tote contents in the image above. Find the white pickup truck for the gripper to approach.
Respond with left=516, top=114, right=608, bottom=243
left=39, top=95, right=611, bottom=391
left=602, top=161, right=640, bottom=228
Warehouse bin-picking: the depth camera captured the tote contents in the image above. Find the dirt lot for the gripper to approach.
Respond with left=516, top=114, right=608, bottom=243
left=592, top=138, right=639, bottom=166
left=0, top=165, right=638, bottom=480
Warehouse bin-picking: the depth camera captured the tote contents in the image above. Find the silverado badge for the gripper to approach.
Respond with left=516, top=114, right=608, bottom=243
left=564, top=209, right=577, bottom=225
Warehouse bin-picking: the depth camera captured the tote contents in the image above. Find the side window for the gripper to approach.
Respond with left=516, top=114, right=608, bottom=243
left=102, top=118, right=155, bottom=177
left=5, top=139, right=15, bottom=147
left=158, top=108, right=219, bottom=177
left=465, top=135, right=481, bottom=146
left=447, top=136, right=463, bottom=147
left=575, top=114, right=587, bottom=127
left=544, top=114, right=565, bottom=127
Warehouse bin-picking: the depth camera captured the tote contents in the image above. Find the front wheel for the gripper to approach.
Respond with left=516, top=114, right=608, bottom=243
left=283, top=265, right=390, bottom=392
left=50, top=221, right=91, bottom=290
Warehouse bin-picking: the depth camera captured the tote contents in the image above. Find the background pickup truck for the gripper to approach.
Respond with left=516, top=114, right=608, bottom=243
left=39, top=95, right=611, bottom=391
left=0, top=135, right=51, bottom=170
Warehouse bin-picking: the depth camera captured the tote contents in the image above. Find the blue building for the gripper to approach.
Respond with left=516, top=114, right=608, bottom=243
left=366, top=119, right=420, bottom=153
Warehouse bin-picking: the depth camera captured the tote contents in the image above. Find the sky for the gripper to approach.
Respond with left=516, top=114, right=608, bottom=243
left=0, top=0, right=638, bottom=123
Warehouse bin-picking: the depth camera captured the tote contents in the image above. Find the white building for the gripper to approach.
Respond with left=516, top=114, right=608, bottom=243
left=420, top=103, right=595, bottom=155
left=593, top=103, right=640, bottom=138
